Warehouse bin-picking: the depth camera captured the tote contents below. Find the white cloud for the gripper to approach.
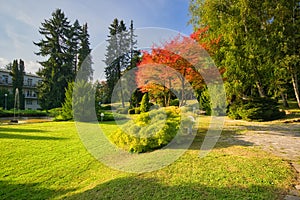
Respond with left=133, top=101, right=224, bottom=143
left=0, top=57, right=10, bottom=68
left=24, top=60, right=41, bottom=74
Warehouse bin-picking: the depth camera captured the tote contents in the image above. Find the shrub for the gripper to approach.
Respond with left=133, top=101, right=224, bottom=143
left=228, top=97, right=285, bottom=121
left=48, top=108, right=63, bottom=118
left=134, top=107, right=141, bottom=114
left=109, top=107, right=182, bottom=153
left=140, top=93, right=150, bottom=113
left=170, top=99, right=179, bottom=106
left=199, top=89, right=211, bottom=115
left=128, top=108, right=135, bottom=115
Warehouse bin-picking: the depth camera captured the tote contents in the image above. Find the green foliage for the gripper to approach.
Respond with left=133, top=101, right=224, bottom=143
left=104, top=18, right=138, bottom=103
left=170, top=99, right=179, bottom=107
left=199, top=89, right=211, bottom=115
left=96, top=110, right=127, bottom=121
left=61, top=82, right=74, bottom=120
left=127, top=107, right=141, bottom=115
left=109, top=107, right=181, bottom=153
left=0, top=109, right=47, bottom=118
left=10, top=59, right=25, bottom=109
left=0, top=89, right=13, bottom=110
left=228, top=98, right=286, bottom=121
left=48, top=108, right=62, bottom=118
left=72, top=81, right=95, bottom=122
left=34, top=9, right=92, bottom=110
left=134, top=107, right=140, bottom=114
left=140, top=93, right=150, bottom=113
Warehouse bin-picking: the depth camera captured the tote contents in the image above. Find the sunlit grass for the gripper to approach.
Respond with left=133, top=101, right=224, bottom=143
left=0, top=120, right=296, bottom=199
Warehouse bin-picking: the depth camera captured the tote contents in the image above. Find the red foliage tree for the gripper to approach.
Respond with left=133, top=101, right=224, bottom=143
left=136, top=27, right=223, bottom=106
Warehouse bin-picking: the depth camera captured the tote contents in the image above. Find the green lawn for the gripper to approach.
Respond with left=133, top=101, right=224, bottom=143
left=0, top=119, right=296, bottom=199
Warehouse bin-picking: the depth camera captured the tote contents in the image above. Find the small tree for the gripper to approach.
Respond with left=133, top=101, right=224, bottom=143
left=61, top=82, right=74, bottom=120
left=140, top=93, right=150, bottom=113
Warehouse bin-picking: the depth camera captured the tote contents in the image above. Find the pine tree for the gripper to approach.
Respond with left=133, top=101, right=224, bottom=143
left=77, top=23, right=93, bottom=81
left=104, top=19, right=138, bottom=106
left=34, top=9, right=73, bottom=109
left=34, top=9, right=91, bottom=110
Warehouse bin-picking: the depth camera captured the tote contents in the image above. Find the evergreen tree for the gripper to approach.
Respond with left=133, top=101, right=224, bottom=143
left=34, top=9, right=92, bottom=110
left=104, top=19, right=138, bottom=106
left=10, top=59, right=24, bottom=109
left=77, top=23, right=93, bottom=81
left=34, top=9, right=73, bottom=109
left=61, top=82, right=74, bottom=120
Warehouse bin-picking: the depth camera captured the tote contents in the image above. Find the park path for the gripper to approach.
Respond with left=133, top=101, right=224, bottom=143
left=223, top=118, right=300, bottom=200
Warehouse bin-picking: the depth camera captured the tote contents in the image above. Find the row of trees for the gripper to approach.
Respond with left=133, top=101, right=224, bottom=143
left=34, top=9, right=92, bottom=110
left=189, top=0, right=300, bottom=107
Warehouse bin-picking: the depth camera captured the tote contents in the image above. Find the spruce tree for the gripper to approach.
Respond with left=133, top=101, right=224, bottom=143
left=104, top=19, right=138, bottom=106
left=34, top=9, right=92, bottom=110
left=77, top=23, right=93, bottom=81
left=34, top=9, right=73, bottom=109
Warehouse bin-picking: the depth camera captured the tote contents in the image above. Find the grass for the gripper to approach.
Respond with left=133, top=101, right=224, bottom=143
left=0, top=118, right=296, bottom=199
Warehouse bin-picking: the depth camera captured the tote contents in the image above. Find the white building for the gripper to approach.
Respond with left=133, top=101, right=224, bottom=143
left=0, top=69, right=42, bottom=110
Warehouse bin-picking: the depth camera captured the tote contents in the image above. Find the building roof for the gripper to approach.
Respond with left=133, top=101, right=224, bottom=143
left=0, top=68, right=40, bottom=78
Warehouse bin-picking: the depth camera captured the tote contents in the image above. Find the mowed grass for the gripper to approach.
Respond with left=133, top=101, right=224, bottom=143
left=0, top=119, right=296, bottom=200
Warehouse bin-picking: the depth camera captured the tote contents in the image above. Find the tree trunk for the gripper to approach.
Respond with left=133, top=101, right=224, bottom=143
left=292, top=73, right=300, bottom=108
left=256, top=82, right=266, bottom=98
left=280, top=92, right=289, bottom=108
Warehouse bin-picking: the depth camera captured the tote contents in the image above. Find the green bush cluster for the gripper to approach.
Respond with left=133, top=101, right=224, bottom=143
left=0, top=109, right=48, bottom=118
left=128, top=108, right=141, bottom=115
left=228, top=98, right=286, bottom=121
left=109, top=107, right=182, bottom=153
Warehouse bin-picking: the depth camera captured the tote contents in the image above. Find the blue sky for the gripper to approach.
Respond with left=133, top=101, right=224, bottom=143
left=0, top=0, right=193, bottom=74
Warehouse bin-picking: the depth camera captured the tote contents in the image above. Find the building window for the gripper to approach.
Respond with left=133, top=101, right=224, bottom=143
left=27, top=78, right=33, bottom=86
left=26, top=99, right=33, bottom=105
left=2, top=75, right=8, bottom=84
left=27, top=90, right=33, bottom=97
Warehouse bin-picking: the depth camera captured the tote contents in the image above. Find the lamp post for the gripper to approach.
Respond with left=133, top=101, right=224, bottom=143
left=4, top=93, right=7, bottom=110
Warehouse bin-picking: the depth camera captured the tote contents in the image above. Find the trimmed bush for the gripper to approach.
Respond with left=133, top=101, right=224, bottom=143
left=228, top=97, right=285, bottom=121
left=140, top=93, right=150, bottom=113
left=109, top=107, right=182, bottom=153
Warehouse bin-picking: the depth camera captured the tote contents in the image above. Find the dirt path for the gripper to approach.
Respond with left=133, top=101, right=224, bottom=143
left=223, top=118, right=300, bottom=199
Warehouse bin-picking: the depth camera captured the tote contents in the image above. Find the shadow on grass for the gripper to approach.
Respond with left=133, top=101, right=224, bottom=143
left=0, top=127, right=67, bottom=140
left=0, top=132, right=67, bottom=140
left=179, top=128, right=255, bottom=151
left=0, top=127, right=47, bottom=133
left=65, top=176, right=286, bottom=200
left=0, top=180, right=75, bottom=200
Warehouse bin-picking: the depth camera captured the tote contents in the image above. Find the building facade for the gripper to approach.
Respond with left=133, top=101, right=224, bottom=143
left=0, top=69, right=42, bottom=110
